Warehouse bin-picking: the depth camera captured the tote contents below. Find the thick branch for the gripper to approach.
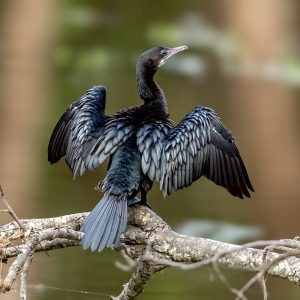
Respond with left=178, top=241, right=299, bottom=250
left=146, top=230, right=300, bottom=284
left=1, top=205, right=300, bottom=299
left=111, top=261, right=166, bottom=300
left=0, top=212, right=88, bottom=240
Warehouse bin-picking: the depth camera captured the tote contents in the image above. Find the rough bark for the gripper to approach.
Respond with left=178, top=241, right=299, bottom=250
left=1, top=205, right=300, bottom=299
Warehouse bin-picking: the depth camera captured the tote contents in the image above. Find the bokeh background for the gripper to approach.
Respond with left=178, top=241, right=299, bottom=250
left=1, top=0, right=300, bottom=299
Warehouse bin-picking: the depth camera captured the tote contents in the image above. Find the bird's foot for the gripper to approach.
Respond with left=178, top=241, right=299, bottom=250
left=128, top=197, right=152, bottom=210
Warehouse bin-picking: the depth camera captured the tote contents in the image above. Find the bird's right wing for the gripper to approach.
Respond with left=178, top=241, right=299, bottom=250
left=48, top=85, right=108, bottom=177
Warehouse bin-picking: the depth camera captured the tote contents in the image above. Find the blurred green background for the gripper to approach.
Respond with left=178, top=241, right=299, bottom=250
left=1, top=0, right=300, bottom=299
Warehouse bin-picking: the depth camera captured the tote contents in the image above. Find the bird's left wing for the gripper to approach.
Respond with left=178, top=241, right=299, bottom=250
left=48, top=85, right=108, bottom=177
left=137, top=106, right=254, bottom=199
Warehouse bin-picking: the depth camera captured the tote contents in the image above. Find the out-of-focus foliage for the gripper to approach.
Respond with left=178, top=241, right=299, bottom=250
left=175, top=220, right=263, bottom=243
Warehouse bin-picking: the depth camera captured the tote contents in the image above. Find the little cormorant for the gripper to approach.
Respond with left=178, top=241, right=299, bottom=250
left=48, top=45, right=254, bottom=252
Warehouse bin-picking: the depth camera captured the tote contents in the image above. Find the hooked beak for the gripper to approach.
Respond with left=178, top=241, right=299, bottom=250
left=158, top=45, right=188, bottom=68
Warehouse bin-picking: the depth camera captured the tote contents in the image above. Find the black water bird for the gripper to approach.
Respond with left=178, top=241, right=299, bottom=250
left=48, top=45, right=254, bottom=252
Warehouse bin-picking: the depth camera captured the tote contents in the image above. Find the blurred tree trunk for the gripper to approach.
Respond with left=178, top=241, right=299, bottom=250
left=222, top=0, right=300, bottom=236
left=0, top=0, right=56, bottom=217
left=0, top=1, right=57, bottom=299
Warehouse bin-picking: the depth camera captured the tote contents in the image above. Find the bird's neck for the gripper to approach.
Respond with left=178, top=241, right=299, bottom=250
left=137, top=67, right=168, bottom=114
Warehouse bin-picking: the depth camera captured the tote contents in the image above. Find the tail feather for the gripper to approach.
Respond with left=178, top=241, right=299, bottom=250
left=113, top=200, right=127, bottom=244
left=91, top=200, right=115, bottom=251
left=108, top=199, right=127, bottom=247
left=97, top=201, right=116, bottom=250
left=81, top=198, right=111, bottom=248
left=112, top=203, right=122, bottom=245
left=81, top=195, right=127, bottom=252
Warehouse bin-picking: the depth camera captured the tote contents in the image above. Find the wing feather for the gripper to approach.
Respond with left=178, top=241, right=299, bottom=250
left=84, top=110, right=137, bottom=173
left=136, top=122, right=173, bottom=182
left=48, top=85, right=108, bottom=176
left=138, top=106, right=254, bottom=199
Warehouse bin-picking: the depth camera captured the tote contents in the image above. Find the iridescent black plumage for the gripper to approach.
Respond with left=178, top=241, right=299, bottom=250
left=48, top=85, right=107, bottom=173
left=48, top=45, right=254, bottom=252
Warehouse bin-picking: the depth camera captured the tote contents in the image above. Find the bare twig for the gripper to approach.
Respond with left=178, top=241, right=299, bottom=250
left=3, top=238, right=81, bottom=259
left=0, top=227, right=83, bottom=293
left=1, top=238, right=38, bottom=292
left=0, top=185, right=26, bottom=231
left=20, top=252, right=33, bottom=300
left=236, top=249, right=300, bottom=299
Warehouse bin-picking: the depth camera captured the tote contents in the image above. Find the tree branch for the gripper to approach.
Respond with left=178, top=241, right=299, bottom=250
left=111, top=261, right=166, bottom=300
left=0, top=185, right=27, bottom=231
left=1, top=205, right=300, bottom=299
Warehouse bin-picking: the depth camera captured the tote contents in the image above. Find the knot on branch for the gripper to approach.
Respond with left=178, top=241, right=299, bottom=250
left=0, top=280, right=10, bottom=293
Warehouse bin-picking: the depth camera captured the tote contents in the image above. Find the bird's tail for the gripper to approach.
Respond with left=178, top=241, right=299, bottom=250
left=80, top=195, right=127, bottom=252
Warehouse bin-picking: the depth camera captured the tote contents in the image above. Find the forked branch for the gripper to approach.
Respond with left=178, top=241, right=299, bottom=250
left=1, top=198, right=300, bottom=299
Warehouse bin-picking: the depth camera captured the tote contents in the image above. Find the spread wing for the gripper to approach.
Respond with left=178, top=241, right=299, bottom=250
left=48, top=85, right=108, bottom=176
left=137, top=106, right=254, bottom=199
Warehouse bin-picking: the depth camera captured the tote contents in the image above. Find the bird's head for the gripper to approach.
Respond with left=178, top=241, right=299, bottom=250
left=137, top=45, right=188, bottom=73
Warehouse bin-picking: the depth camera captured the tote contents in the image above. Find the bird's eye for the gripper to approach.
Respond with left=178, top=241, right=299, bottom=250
left=160, top=50, right=167, bottom=56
